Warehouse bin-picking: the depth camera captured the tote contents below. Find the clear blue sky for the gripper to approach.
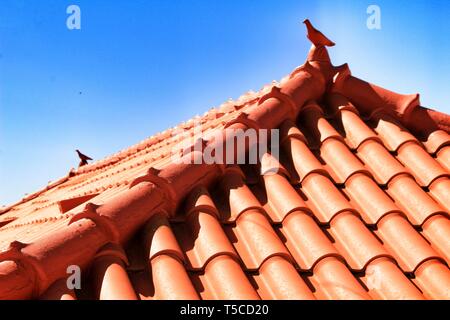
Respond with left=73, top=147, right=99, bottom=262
left=1, top=0, right=449, bottom=206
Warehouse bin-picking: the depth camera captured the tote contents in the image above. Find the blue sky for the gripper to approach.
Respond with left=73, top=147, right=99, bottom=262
left=0, top=0, right=449, bottom=206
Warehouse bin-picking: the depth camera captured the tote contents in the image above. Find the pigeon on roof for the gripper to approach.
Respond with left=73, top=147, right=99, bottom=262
left=303, top=19, right=335, bottom=47
left=76, top=149, right=93, bottom=167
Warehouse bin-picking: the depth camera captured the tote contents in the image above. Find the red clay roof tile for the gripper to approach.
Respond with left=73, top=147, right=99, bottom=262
left=128, top=270, right=154, bottom=300
left=362, top=257, right=424, bottom=300
left=387, top=174, right=446, bottom=225
left=376, top=213, right=442, bottom=272
left=421, top=214, right=450, bottom=264
left=345, top=173, right=401, bottom=225
left=90, top=254, right=138, bottom=300
left=40, top=278, right=77, bottom=300
left=436, top=146, right=450, bottom=171
left=301, top=174, right=356, bottom=224
left=372, top=114, right=419, bottom=152
left=397, top=142, right=449, bottom=187
left=356, top=139, right=408, bottom=185
left=310, top=257, right=371, bottom=300
left=326, top=94, right=382, bottom=150
left=225, top=209, right=292, bottom=270
left=150, top=254, right=199, bottom=300
left=279, top=210, right=340, bottom=271
left=1, top=20, right=449, bottom=300
left=281, top=121, right=329, bottom=183
left=142, top=212, right=185, bottom=263
left=321, top=138, right=370, bottom=184
left=330, top=62, right=421, bottom=123
left=260, top=172, right=310, bottom=223
left=299, top=103, right=345, bottom=149
left=428, top=177, right=450, bottom=213
left=413, top=259, right=450, bottom=299
left=192, top=255, right=260, bottom=300
left=173, top=211, right=237, bottom=270
left=216, top=168, right=265, bottom=222
left=253, top=256, right=316, bottom=300
left=328, top=211, right=390, bottom=271
left=421, top=130, right=450, bottom=154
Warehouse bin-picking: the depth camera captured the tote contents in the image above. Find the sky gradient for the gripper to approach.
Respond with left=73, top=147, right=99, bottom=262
left=1, top=0, right=449, bottom=205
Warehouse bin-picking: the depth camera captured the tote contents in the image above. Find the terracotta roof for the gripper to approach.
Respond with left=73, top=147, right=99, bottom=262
left=1, top=20, right=450, bottom=300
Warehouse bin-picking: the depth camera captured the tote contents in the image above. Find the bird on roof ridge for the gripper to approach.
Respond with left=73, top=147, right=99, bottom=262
left=76, top=149, right=93, bottom=168
left=303, top=19, right=335, bottom=47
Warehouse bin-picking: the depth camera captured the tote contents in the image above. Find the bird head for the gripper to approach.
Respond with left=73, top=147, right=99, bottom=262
left=303, top=19, right=314, bottom=30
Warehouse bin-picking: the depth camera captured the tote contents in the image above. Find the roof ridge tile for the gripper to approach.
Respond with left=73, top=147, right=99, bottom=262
left=330, top=63, right=421, bottom=124
left=69, top=202, right=121, bottom=244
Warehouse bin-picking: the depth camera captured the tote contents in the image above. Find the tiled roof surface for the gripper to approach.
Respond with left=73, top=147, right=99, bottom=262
left=1, top=20, right=450, bottom=300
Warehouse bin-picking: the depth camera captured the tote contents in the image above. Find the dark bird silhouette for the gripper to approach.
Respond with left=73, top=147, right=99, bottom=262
left=76, top=149, right=93, bottom=167
left=303, top=19, right=335, bottom=47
